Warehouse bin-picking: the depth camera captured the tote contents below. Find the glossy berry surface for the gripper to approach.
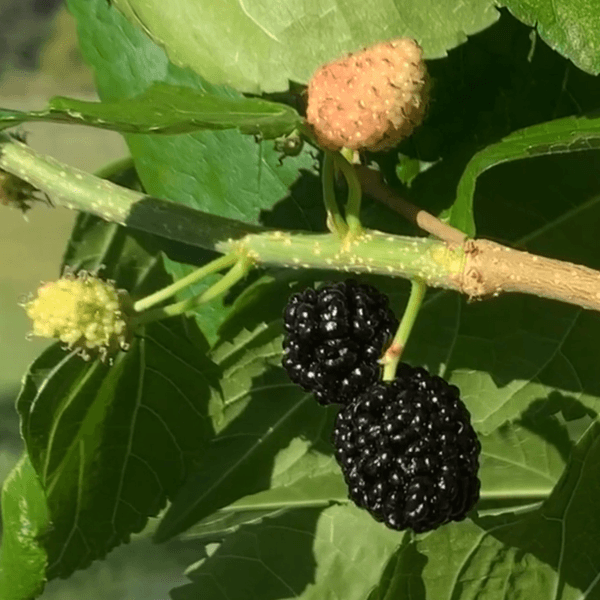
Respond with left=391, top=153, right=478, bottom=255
left=282, top=280, right=397, bottom=405
left=332, top=363, right=481, bottom=533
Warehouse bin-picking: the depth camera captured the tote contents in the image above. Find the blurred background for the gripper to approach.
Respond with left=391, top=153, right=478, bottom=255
left=0, top=0, right=126, bottom=408
left=0, top=2, right=196, bottom=597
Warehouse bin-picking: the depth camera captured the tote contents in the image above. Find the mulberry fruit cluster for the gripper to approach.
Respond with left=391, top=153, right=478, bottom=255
left=282, top=280, right=397, bottom=405
left=306, top=38, right=429, bottom=152
left=332, top=363, right=481, bottom=533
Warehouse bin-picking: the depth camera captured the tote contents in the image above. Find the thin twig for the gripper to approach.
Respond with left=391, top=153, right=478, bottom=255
left=355, top=164, right=467, bottom=245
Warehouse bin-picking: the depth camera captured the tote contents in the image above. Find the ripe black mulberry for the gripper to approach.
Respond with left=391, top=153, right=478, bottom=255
left=282, top=280, right=397, bottom=405
left=332, top=363, right=481, bottom=532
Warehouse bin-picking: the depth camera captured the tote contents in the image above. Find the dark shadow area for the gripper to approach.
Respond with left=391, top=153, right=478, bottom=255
left=362, top=9, right=600, bottom=221
left=518, top=392, right=597, bottom=464
left=474, top=150, right=600, bottom=266
left=170, top=509, right=320, bottom=600
left=366, top=534, right=428, bottom=600
left=259, top=166, right=324, bottom=232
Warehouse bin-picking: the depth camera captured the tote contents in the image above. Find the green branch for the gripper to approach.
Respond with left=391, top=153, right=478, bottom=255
left=223, top=230, right=465, bottom=289
left=3, top=133, right=600, bottom=313
left=0, top=134, right=264, bottom=251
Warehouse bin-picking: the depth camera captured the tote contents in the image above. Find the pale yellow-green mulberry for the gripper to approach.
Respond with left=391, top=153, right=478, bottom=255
left=24, top=272, right=131, bottom=359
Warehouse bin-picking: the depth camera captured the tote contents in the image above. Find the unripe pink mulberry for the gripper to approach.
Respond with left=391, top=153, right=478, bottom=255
left=306, top=38, right=429, bottom=152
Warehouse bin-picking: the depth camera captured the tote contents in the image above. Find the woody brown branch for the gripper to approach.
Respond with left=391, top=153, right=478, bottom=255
left=356, top=163, right=600, bottom=312
left=457, top=239, right=600, bottom=312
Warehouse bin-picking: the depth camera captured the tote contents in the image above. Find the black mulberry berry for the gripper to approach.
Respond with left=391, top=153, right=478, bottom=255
left=332, top=363, right=481, bottom=532
left=282, top=280, right=397, bottom=405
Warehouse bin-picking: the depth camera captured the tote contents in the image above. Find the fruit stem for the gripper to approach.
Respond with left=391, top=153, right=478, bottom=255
left=382, top=278, right=427, bottom=381
left=132, top=256, right=253, bottom=326
left=133, top=253, right=238, bottom=313
left=333, top=152, right=363, bottom=236
left=323, top=151, right=349, bottom=237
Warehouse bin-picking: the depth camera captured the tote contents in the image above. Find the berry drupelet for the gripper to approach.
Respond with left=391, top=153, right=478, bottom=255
left=282, top=280, right=398, bottom=405
left=332, top=363, right=481, bottom=533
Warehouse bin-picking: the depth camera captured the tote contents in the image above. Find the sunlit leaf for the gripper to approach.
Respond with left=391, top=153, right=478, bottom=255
left=112, top=0, right=499, bottom=93
left=0, top=84, right=301, bottom=139
left=0, top=456, right=50, bottom=600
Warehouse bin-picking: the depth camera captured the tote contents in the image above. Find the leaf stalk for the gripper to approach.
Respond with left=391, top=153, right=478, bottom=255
left=132, top=256, right=253, bottom=326
left=133, top=253, right=238, bottom=312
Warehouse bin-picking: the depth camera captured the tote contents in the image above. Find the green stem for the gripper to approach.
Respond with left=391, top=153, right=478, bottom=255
left=383, top=278, right=427, bottom=381
left=133, top=253, right=238, bottom=312
left=223, top=230, right=465, bottom=288
left=333, top=152, right=363, bottom=236
left=322, top=151, right=348, bottom=237
left=0, top=133, right=264, bottom=250
left=132, top=257, right=252, bottom=326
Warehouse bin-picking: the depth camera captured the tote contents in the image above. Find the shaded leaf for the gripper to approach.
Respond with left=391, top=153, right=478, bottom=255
left=366, top=534, right=426, bottom=600
left=17, top=322, right=215, bottom=579
left=172, top=505, right=403, bottom=600
left=221, top=472, right=347, bottom=513
left=408, top=146, right=600, bottom=438
left=476, top=396, right=595, bottom=516
left=112, top=0, right=499, bottom=93
left=448, top=114, right=600, bottom=236
left=181, top=507, right=288, bottom=544
left=389, top=13, right=600, bottom=236
left=154, top=318, right=332, bottom=542
left=0, top=83, right=301, bottom=139
left=0, top=456, right=50, bottom=600
left=154, top=272, right=344, bottom=542
left=391, top=420, right=600, bottom=599
left=484, top=420, right=600, bottom=597
left=11, top=209, right=218, bottom=580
